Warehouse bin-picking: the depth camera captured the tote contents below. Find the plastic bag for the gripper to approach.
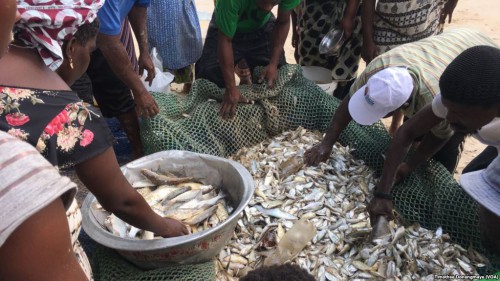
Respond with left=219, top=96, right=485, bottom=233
left=263, top=218, right=316, bottom=266
left=142, top=48, right=174, bottom=93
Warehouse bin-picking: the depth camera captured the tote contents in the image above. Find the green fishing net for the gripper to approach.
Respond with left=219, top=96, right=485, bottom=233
left=91, top=245, right=215, bottom=281
left=91, top=64, right=497, bottom=278
left=141, top=65, right=338, bottom=157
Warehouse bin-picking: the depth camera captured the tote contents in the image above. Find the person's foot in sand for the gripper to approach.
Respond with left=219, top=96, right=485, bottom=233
left=235, top=59, right=252, bottom=85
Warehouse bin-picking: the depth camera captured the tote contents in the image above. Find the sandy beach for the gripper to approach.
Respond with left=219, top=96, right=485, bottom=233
left=193, top=0, right=500, bottom=178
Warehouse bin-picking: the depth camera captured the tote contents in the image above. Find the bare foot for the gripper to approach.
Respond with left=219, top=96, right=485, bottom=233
left=235, top=59, right=252, bottom=85
left=182, top=83, right=192, bottom=93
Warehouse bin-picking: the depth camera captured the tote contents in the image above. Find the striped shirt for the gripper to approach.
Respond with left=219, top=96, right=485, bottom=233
left=0, top=131, right=76, bottom=246
left=350, top=28, right=498, bottom=139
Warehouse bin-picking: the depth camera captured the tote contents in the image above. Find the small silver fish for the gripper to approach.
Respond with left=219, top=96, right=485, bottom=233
left=255, top=205, right=298, bottom=220
left=185, top=205, right=218, bottom=225
left=144, top=186, right=191, bottom=206
left=370, top=215, right=391, bottom=242
left=141, top=169, right=196, bottom=185
left=179, top=194, right=225, bottom=209
left=104, top=214, right=127, bottom=238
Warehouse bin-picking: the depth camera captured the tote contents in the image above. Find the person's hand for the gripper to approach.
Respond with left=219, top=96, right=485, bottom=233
left=258, top=64, right=279, bottom=88
left=139, top=54, right=156, bottom=86
left=394, top=162, right=413, bottom=185
left=361, top=39, right=378, bottom=64
left=220, top=87, right=251, bottom=120
left=159, top=218, right=190, bottom=238
left=440, top=0, right=458, bottom=24
left=341, top=16, right=355, bottom=40
left=304, top=142, right=332, bottom=166
left=135, top=90, right=159, bottom=118
left=367, top=197, right=394, bottom=226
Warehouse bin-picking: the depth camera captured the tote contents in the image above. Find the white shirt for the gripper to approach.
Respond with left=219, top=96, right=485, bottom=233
left=432, top=93, right=500, bottom=151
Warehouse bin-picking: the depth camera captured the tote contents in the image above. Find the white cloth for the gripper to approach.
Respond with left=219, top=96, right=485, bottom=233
left=432, top=93, right=500, bottom=150
left=460, top=155, right=500, bottom=216
left=0, top=131, right=76, bottom=246
left=0, top=131, right=92, bottom=280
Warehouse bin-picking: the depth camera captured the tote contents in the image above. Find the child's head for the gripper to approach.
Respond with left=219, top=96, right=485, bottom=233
left=240, top=264, right=316, bottom=281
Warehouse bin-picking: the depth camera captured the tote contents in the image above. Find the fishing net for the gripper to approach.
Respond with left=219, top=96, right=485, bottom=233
left=88, top=64, right=499, bottom=277
left=141, top=65, right=338, bottom=157
left=91, top=244, right=215, bottom=281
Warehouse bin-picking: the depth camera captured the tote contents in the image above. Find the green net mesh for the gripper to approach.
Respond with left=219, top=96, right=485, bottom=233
left=101, top=64, right=500, bottom=276
left=92, top=245, right=215, bottom=281
left=141, top=65, right=338, bottom=157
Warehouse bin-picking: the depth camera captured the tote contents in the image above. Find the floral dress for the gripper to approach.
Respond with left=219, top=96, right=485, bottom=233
left=0, top=86, right=113, bottom=169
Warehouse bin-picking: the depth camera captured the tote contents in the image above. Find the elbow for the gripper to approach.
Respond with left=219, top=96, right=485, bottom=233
left=96, top=36, right=121, bottom=53
left=100, top=194, right=140, bottom=216
left=95, top=185, right=144, bottom=215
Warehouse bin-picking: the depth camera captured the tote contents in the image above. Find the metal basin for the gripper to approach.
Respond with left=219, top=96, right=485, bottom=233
left=319, top=28, right=345, bottom=56
left=81, top=150, right=254, bottom=269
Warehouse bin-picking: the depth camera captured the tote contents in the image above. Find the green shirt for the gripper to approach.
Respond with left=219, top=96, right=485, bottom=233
left=349, top=28, right=498, bottom=139
left=216, top=0, right=300, bottom=37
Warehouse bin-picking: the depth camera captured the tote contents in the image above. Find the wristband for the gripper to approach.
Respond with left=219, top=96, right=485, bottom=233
left=374, top=191, right=393, bottom=201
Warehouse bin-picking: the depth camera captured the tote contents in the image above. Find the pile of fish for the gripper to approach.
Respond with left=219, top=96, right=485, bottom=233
left=215, top=127, right=487, bottom=280
left=96, top=169, right=231, bottom=239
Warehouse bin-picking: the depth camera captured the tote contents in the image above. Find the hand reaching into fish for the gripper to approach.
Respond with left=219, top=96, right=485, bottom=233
left=304, top=142, right=333, bottom=166
left=102, top=168, right=230, bottom=239
left=159, top=218, right=191, bottom=237
left=367, top=197, right=394, bottom=226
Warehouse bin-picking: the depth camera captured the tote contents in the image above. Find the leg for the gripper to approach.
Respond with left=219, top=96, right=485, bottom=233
left=332, top=78, right=355, bottom=100
left=71, top=73, right=94, bottom=105
left=117, top=109, right=144, bottom=159
left=87, top=49, right=143, bottom=159
left=235, top=59, right=252, bottom=85
left=291, top=9, right=300, bottom=64
left=173, top=65, right=194, bottom=93
left=195, top=15, right=226, bottom=88
left=432, top=132, right=465, bottom=173
left=462, top=146, right=498, bottom=174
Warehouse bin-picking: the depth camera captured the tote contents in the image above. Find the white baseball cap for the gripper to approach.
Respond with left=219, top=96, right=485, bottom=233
left=460, top=155, right=500, bottom=216
left=348, top=67, right=414, bottom=125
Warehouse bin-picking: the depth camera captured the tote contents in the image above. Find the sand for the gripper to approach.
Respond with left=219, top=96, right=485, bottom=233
left=193, top=0, right=499, bottom=178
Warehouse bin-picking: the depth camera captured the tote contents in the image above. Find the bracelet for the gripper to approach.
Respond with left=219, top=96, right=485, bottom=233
left=374, top=191, right=393, bottom=201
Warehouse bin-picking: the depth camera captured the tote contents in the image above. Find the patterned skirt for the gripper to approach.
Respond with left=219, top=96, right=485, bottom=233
left=373, top=0, right=446, bottom=54
left=297, top=0, right=363, bottom=82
